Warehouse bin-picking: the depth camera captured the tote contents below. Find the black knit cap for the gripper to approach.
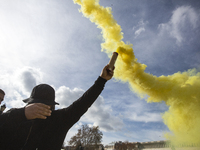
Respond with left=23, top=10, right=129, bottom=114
left=23, top=84, right=59, bottom=105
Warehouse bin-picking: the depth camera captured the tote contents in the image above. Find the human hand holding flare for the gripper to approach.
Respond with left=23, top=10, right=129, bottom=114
left=100, top=51, right=118, bottom=81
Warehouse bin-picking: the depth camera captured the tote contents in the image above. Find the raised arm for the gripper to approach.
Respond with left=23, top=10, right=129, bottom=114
left=59, top=65, right=114, bottom=126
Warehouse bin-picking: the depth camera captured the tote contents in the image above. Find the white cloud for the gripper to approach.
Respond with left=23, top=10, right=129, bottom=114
left=123, top=129, right=167, bottom=142
left=0, top=66, right=43, bottom=109
left=135, top=27, right=145, bottom=37
left=158, top=6, right=199, bottom=44
left=17, top=67, right=43, bottom=92
left=0, top=0, right=88, bottom=73
left=126, top=112, right=162, bottom=123
left=85, top=96, right=124, bottom=132
left=55, top=85, right=124, bottom=132
left=101, top=128, right=168, bottom=145
left=56, top=86, right=84, bottom=108
left=133, top=20, right=147, bottom=38
left=6, top=91, right=25, bottom=108
left=122, top=101, right=164, bottom=123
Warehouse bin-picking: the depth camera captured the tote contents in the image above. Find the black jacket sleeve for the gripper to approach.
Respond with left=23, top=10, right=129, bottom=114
left=59, top=76, right=107, bottom=127
left=0, top=107, right=27, bottom=127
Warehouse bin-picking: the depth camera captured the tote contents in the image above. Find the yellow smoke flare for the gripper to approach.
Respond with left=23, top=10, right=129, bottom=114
left=73, top=0, right=200, bottom=145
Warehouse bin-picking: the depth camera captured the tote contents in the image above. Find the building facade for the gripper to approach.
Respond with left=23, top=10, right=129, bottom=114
left=104, top=141, right=200, bottom=150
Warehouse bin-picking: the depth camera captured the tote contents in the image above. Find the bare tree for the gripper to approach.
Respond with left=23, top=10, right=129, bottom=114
left=68, top=124, right=103, bottom=150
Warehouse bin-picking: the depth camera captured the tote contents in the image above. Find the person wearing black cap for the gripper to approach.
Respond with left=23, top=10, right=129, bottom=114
left=0, top=64, right=114, bottom=150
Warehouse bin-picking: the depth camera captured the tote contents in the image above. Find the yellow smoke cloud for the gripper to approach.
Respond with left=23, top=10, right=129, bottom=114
left=73, top=0, right=200, bottom=145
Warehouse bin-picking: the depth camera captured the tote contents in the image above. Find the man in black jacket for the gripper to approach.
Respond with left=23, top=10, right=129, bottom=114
left=0, top=64, right=114, bottom=150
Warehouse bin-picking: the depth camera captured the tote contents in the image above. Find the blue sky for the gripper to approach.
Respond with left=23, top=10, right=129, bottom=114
left=0, top=0, right=200, bottom=146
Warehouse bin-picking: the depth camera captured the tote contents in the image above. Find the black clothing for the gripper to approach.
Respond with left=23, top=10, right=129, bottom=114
left=0, top=77, right=107, bottom=150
